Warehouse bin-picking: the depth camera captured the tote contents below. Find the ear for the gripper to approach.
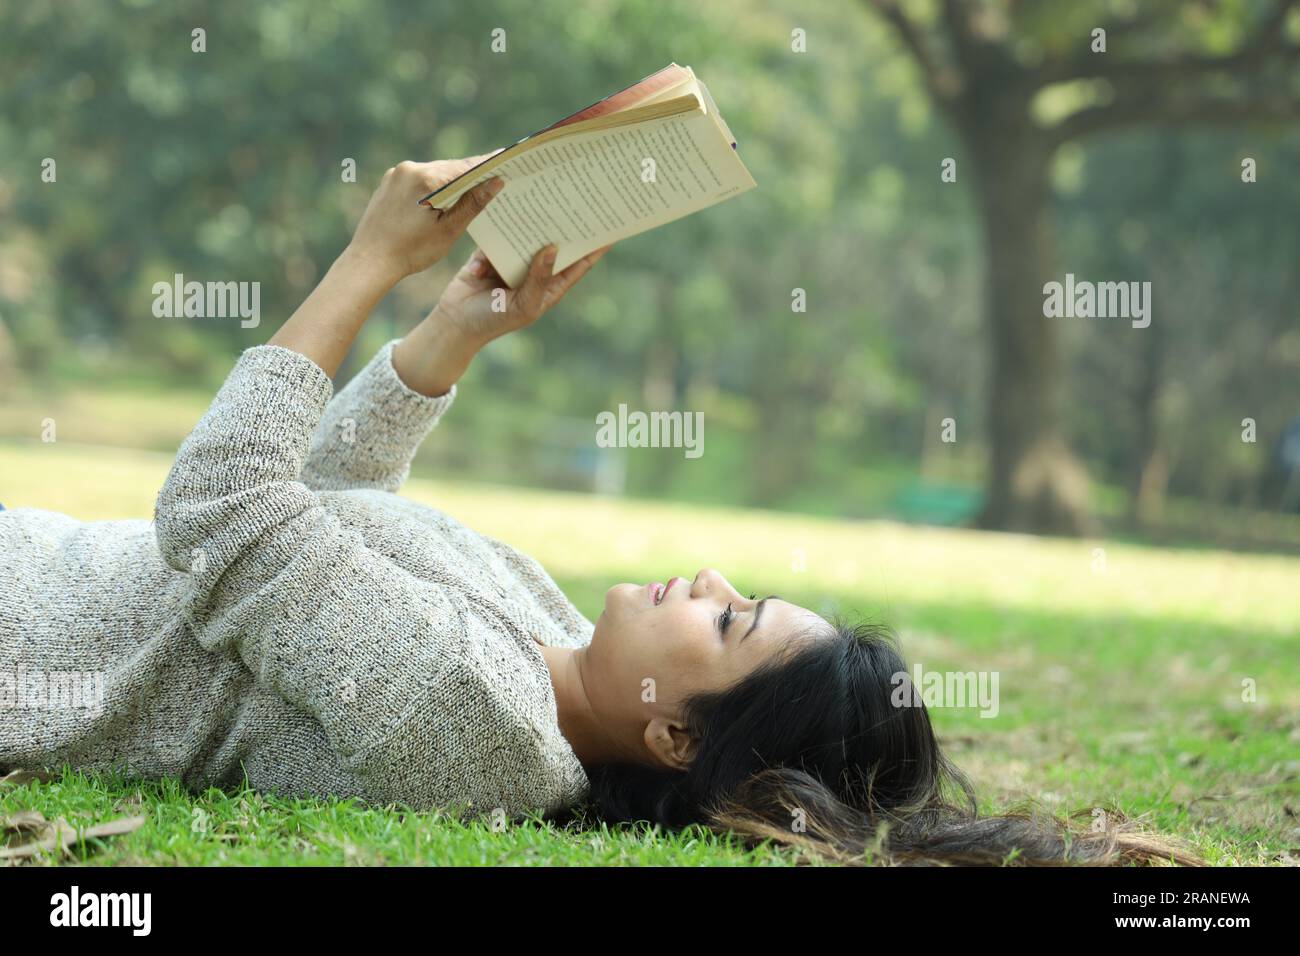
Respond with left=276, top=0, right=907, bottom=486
left=643, top=716, right=698, bottom=771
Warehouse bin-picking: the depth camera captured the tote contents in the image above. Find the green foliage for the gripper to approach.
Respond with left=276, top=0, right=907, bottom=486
left=0, top=0, right=1296, bottom=524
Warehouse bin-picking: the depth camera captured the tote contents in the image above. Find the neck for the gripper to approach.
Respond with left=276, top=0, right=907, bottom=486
left=536, top=645, right=629, bottom=767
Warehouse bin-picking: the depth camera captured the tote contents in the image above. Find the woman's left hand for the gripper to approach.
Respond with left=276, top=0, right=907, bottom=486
left=347, top=157, right=504, bottom=281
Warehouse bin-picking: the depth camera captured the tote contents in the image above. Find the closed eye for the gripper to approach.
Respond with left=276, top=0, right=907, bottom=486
left=719, top=593, right=766, bottom=638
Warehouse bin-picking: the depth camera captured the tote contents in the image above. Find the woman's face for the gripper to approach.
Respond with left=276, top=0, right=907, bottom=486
left=584, top=568, right=828, bottom=768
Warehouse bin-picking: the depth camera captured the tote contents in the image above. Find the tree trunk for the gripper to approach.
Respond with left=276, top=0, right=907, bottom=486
left=0, top=315, right=16, bottom=393
left=748, top=333, right=818, bottom=507
left=638, top=337, right=682, bottom=493
left=1127, top=315, right=1167, bottom=528
left=967, top=125, right=1092, bottom=535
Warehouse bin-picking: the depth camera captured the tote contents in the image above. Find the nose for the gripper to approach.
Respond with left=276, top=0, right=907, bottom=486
left=692, top=568, right=730, bottom=598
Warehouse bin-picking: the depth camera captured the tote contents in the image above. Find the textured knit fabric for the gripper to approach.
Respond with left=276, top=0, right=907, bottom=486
left=0, top=340, right=594, bottom=817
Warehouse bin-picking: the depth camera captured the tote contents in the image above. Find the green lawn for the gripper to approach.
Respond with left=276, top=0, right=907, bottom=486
left=2, top=438, right=1297, bottom=865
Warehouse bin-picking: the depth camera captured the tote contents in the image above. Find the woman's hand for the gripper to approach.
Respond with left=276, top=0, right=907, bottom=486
left=391, top=243, right=610, bottom=396
left=347, top=157, right=504, bottom=282
left=268, top=156, right=504, bottom=377
left=434, top=244, right=611, bottom=348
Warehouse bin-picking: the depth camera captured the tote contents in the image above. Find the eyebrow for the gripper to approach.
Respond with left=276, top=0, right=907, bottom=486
left=741, top=595, right=779, bottom=643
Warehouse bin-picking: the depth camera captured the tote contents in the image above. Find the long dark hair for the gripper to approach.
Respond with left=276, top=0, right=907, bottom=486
left=578, top=620, right=1203, bottom=866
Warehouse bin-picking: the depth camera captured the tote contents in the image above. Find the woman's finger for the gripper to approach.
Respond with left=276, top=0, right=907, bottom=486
left=441, top=177, right=505, bottom=232
left=513, top=244, right=558, bottom=318
left=543, top=246, right=610, bottom=307
left=466, top=248, right=492, bottom=279
left=459, top=150, right=501, bottom=168
left=471, top=250, right=504, bottom=285
left=418, top=155, right=491, bottom=182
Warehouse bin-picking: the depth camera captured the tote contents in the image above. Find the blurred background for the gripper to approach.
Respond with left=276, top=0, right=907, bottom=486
left=3, top=0, right=1299, bottom=861
left=1, top=0, right=1298, bottom=549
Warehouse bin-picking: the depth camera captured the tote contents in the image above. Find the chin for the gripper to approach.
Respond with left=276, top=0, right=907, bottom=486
left=597, top=583, right=639, bottom=625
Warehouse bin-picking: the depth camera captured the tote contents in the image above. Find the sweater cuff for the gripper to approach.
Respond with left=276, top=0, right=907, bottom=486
left=335, top=340, right=457, bottom=460
left=232, top=344, right=335, bottom=420
left=374, top=339, right=458, bottom=417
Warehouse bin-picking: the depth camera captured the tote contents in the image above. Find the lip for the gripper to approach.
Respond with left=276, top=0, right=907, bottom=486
left=658, top=576, right=684, bottom=604
left=648, top=581, right=664, bottom=604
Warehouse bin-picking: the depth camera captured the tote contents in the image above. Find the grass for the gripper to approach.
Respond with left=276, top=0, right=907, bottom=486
left=2, top=437, right=1298, bottom=866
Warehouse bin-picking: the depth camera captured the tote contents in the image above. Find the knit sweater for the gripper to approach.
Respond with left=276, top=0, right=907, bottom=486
left=0, top=340, right=594, bottom=818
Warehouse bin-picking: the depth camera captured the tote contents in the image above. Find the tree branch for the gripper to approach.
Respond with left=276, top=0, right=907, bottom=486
left=1037, top=0, right=1300, bottom=86
left=1048, top=87, right=1300, bottom=145
left=869, top=0, right=964, bottom=104
left=942, top=0, right=979, bottom=71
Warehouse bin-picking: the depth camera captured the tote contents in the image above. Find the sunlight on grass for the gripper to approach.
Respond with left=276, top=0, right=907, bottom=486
left=3, top=439, right=1297, bottom=865
left=6, top=439, right=1295, bottom=635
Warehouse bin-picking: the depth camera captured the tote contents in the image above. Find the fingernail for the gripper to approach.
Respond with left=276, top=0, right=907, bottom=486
left=543, top=245, right=557, bottom=265
left=488, top=178, right=505, bottom=195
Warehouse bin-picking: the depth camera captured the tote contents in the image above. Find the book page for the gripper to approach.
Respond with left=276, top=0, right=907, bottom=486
left=540, top=63, right=693, bottom=133
left=694, top=79, right=737, bottom=147
left=459, top=108, right=757, bottom=286
left=421, top=90, right=702, bottom=210
left=424, top=65, right=694, bottom=206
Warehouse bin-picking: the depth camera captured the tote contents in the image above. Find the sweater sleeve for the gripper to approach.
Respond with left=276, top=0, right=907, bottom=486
left=300, top=339, right=456, bottom=493
left=153, top=345, right=574, bottom=815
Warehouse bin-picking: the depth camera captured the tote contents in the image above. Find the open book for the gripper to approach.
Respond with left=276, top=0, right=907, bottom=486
left=419, top=63, right=757, bottom=287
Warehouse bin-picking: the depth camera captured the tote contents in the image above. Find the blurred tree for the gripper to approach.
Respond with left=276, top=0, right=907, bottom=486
left=869, top=0, right=1300, bottom=534
left=2, top=0, right=1297, bottom=540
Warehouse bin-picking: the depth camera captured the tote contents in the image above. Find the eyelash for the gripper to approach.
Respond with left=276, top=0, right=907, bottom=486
left=719, top=594, right=758, bottom=634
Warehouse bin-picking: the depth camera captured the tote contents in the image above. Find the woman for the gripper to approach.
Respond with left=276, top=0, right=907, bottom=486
left=1, top=159, right=1196, bottom=866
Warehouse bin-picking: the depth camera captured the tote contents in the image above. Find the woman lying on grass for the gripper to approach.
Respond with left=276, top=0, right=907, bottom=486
left=0, top=158, right=1199, bottom=866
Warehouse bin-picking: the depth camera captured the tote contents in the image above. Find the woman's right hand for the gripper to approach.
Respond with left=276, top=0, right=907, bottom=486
left=432, top=244, right=610, bottom=349
left=390, top=244, right=609, bottom=397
